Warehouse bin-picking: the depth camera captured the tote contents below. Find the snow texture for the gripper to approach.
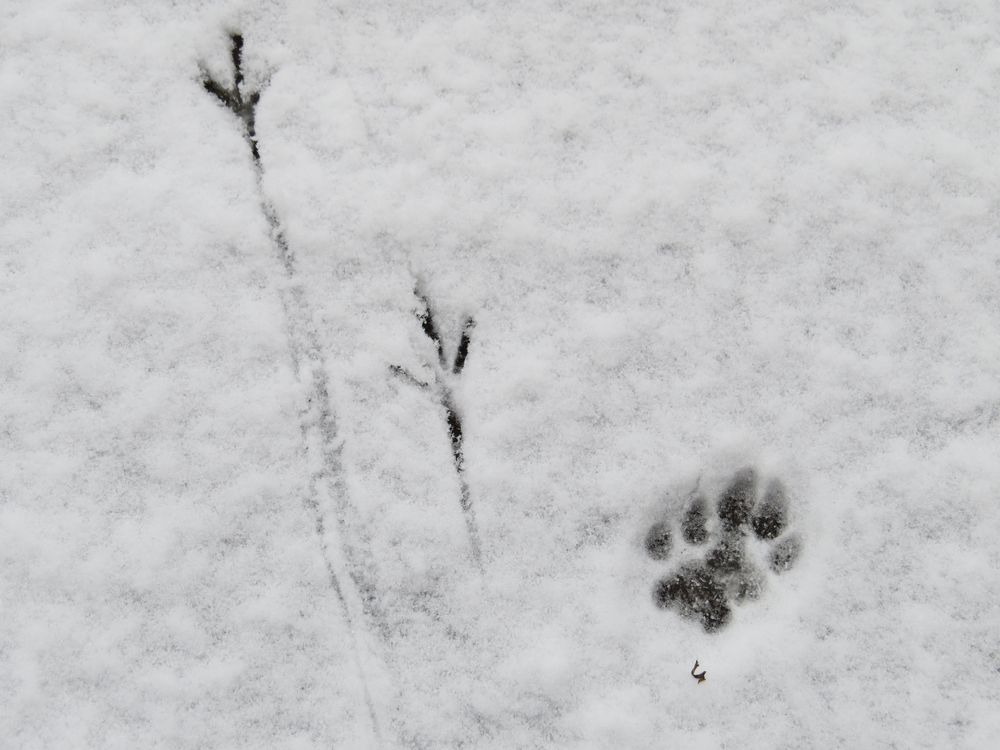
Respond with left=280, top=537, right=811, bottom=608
left=2, top=0, right=999, bottom=748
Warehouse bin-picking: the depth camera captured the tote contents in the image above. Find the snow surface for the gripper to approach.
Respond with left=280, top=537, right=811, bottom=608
left=3, top=0, right=1000, bottom=747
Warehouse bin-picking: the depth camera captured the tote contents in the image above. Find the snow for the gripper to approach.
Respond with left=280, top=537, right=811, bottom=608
left=2, top=0, right=999, bottom=747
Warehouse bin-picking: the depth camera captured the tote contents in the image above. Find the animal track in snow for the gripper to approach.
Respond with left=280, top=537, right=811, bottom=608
left=391, top=283, right=482, bottom=568
left=199, top=33, right=384, bottom=742
left=646, top=468, right=803, bottom=632
left=200, top=33, right=261, bottom=161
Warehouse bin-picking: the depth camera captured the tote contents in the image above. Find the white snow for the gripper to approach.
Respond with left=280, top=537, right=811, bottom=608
left=2, top=0, right=999, bottom=747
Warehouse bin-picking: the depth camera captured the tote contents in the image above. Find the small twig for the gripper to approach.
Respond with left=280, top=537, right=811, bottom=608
left=691, top=660, right=707, bottom=684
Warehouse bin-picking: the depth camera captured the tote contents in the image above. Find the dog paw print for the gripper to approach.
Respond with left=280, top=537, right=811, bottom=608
left=645, top=468, right=803, bottom=632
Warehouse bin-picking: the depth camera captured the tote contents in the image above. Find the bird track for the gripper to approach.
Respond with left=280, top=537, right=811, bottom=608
left=199, top=32, right=385, bottom=744
left=392, top=283, right=483, bottom=569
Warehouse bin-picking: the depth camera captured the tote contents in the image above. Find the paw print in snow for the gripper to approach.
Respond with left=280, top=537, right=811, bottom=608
left=645, top=468, right=802, bottom=632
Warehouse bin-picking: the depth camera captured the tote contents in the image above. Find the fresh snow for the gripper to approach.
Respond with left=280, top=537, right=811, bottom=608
left=2, top=1, right=999, bottom=748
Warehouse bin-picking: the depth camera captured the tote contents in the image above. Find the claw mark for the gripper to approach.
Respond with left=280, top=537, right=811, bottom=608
left=199, top=33, right=383, bottom=744
left=394, top=284, right=482, bottom=568
left=691, top=660, right=707, bottom=684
